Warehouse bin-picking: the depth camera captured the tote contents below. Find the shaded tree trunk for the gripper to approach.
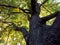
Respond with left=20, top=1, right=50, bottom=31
left=29, top=14, right=43, bottom=45
left=29, top=0, right=42, bottom=45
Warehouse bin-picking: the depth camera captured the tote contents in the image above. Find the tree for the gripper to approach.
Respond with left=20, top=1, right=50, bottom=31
left=12, top=0, right=60, bottom=45
left=0, top=0, right=60, bottom=45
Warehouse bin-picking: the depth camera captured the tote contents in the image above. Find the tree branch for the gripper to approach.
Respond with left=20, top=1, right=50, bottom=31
left=41, top=11, right=60, bottom=24
left=0, top=4, right=31, bottom=14
left=42, top=6, right=52, bottom=13
left=2, top=21, right=29, bottom=43
left=40, top=0, right=48, bottom=7
left=31, top=0, right=37, bottom=14
left=2, top=21, right=29, bottom=36
left=12, top=23, right=29, bottom=37
left=12, top=23, right=29, bottom=44
left=51, top=12, right=60, bottom=29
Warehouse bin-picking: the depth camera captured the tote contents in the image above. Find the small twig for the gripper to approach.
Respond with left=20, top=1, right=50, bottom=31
left=2, top=21, right=13, bottom=24
left=42, top=6, right=52, bottom=13
left=4, top=26, right=11, bottom=45
left=40, top=0, right=48, bottom=7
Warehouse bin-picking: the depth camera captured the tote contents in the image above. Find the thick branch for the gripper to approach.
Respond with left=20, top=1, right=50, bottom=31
left=2, top=21, right=29, bottom=37
left=51, top=12, right=60, bottom=29
left=2, top=21, right=29, bottom=45
left=0, top=4, right=30, bottom=14
left=12, top=23, right=29, bottom=37
left=12, top=23, right=29, bottom=45
left=31, top=0, right=48, bottom=15
left=31, top=0, right=37, bottom=14
left=41, top=11, right=60, bottom=24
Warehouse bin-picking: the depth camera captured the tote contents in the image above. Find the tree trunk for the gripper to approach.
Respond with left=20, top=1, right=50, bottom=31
left=29, top=14, right=43, bottom=45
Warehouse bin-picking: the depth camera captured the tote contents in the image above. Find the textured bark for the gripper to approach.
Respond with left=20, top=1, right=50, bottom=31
left=29, top=14, right=43, bottom=45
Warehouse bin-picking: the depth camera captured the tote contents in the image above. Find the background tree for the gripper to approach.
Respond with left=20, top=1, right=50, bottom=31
left=0, top=0, right=60, bottom=45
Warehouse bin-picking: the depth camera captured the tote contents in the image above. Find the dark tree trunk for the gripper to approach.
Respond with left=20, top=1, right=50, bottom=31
left=29, top=14, right=43, bottom=45
left=29, top=0, right=42, bottom=45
